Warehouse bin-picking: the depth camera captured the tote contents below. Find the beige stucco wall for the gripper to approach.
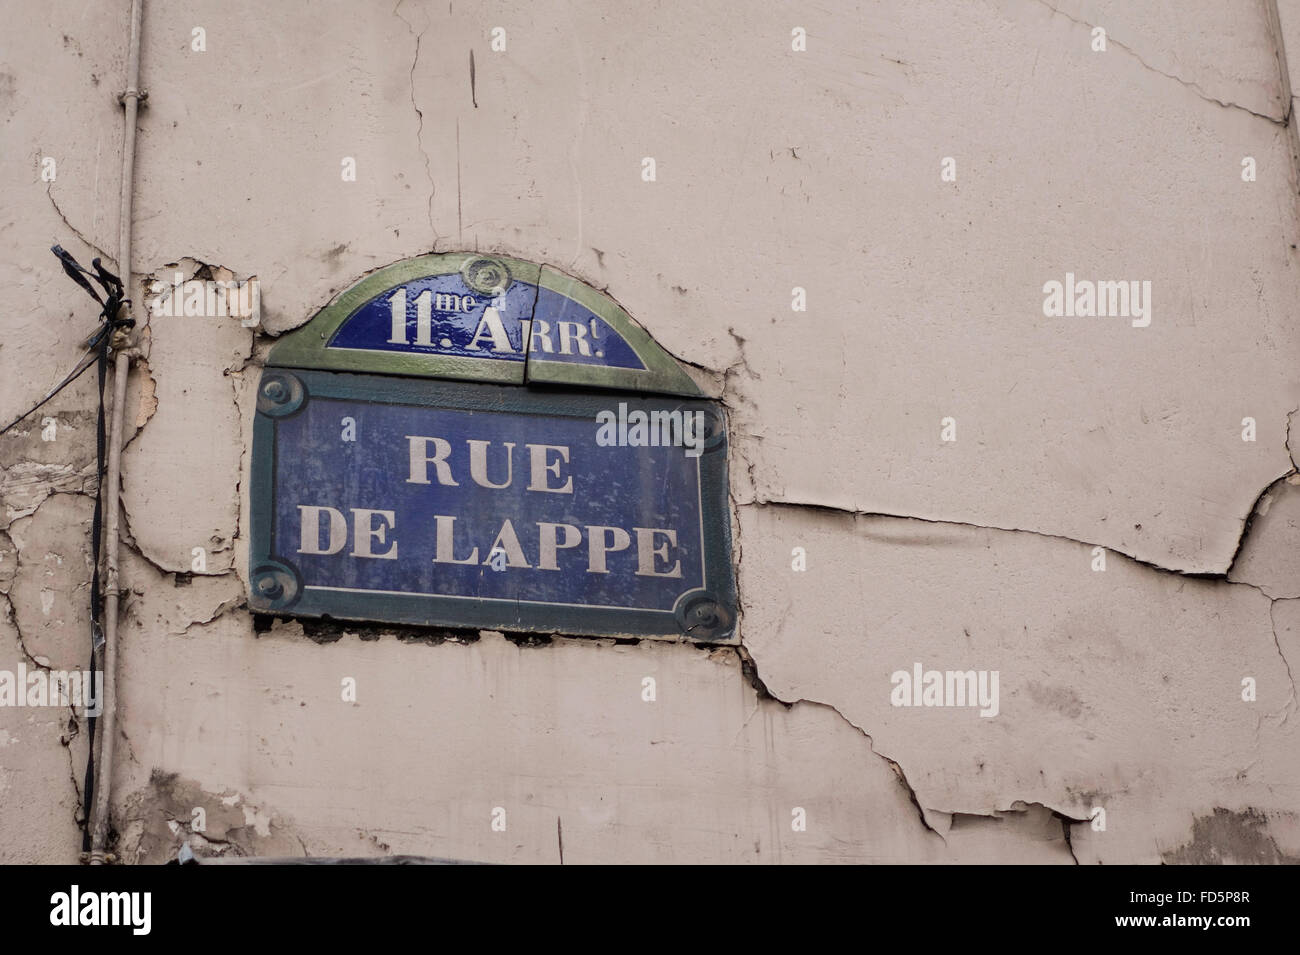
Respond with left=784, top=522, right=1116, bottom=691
left=2, top=0, right=1299, bottom=863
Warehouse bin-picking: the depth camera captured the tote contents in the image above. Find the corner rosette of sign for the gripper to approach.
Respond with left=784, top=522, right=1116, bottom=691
left=673, top=589, right=734, bottom=641
left=673, top=402, right=726, bottom=454
left=460, top=256, right=512, bottom=298
left=256, top=370, right=307, bottom=418
left=250, top=559, right=302, bottom=612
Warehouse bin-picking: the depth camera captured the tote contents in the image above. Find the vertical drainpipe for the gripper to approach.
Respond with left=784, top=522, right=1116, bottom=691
left=89, top=0, right=144, bottom=865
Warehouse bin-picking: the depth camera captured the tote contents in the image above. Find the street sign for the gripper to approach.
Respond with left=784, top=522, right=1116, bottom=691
left=266, top=253, right=703, bottom=396
left=248, top=369, right=735, bottom=640
left=250, top=253, right=733, bottom=640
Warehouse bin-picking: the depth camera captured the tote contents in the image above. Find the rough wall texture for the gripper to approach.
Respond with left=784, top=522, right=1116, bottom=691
left=1, top=0, right=1298, bottom=863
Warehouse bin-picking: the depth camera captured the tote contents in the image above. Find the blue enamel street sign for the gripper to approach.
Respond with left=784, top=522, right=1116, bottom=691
left=248, top=369, right=735, bottom=641
left=250, top=253, right=731, bottom=639
left=329, top=271, right=645, bottom=370
left=266, top=253, right=703, bottom=397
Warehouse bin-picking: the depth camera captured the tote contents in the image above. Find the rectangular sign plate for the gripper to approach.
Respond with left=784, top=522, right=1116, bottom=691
left=249, top=369, right=735, bottom=641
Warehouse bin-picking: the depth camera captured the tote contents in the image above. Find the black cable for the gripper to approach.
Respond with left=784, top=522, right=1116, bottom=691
left=80, top=337, right=109, bottom=853
left=0, top=347, right=101, bottom=437
left=0, top=246, right=128, bottom=437
left=7, top=245, right=132, bottom=856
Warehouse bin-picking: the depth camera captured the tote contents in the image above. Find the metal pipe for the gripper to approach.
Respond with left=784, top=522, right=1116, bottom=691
left=89, top=0, right=144, bottom=865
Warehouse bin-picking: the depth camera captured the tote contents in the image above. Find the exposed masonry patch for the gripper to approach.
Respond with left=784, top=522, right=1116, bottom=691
left=1160, top=807, right=1300, bottom=864
left=118, top=770, right=303, bottom=864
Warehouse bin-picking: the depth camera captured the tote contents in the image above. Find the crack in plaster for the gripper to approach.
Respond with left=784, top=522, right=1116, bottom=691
left=1225, top=468, right=1298, bottom=580
left=227, top=370, right=251, bottom=585
left=1263, top=0, right=1300, bottom=233
left=2, top=589, right=87, bottom=830
left=63, top=720, right=85, bottom=827
left=759, top=681, right=1091, bottom=844
left=1, top=590, right=48, bottom=673
left=706, top=334, right=1014, bottom=843
left=748, top=495, right=1289, bottom=585
left=1030, top=0, right=1288, bottom=125
left=168, top=594, right=248, bottom=637
left=730, top=403, right=1299, bottom=581
left=46, top=185, right=112, bottom=264
left=730, top=642, right=945, bottom=841
left=722, top=327, right=760, bottom=390
left=1056, top=812, right=1080, bottom=864
left=1286, top=406, right=1299, bottom=472
left=1266, top=599, right=1297, bottom=722
left=394, top=0, right=440, bottom=251
left=119, top=359, right=158, bottom=453
left=116, top=507, right=170, bottom=579
left=733, top=483, right=1296, bottom=835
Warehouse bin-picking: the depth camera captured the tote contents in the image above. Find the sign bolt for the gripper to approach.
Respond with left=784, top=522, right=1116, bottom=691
left=256, top=575, right=283, bottom=599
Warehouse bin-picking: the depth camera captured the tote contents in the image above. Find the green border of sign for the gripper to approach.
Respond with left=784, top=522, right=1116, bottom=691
left=266, top=253, right=703, bottom=397
left=248, top=369, right=735, bottom=642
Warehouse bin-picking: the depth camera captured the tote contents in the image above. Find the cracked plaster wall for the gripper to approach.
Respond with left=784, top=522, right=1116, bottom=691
left=1, top=0, right=1298, bottom=863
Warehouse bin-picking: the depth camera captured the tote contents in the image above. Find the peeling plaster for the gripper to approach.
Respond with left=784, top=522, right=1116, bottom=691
left=117, top=770, right=305, bottom=864
left=736, top=501, right=1300, bottom=863
left=119, top=258, right=255, bottom=575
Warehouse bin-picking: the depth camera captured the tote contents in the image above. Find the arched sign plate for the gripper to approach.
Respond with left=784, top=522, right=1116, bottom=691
left=267, top=253, right=703, bottom=397
left=249, top=255, right=734, bottom=642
